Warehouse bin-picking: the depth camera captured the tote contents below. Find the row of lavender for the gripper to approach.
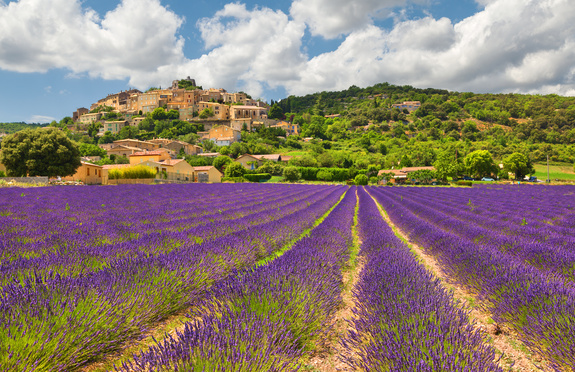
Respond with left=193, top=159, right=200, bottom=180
left=1, top=184, right=323, bottom=273
left=389, top=185, right=575, bottom=281
left=344, top=188, right=501, bottom=371
left=0, top=184, right=346, bottom=371
left=369, top=186, right=575, bottom=370
left=118, top=188, right=357, bottom=371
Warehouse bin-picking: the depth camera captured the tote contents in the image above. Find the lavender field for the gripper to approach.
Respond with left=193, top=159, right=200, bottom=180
left=1, top=183, right=574, bottom=371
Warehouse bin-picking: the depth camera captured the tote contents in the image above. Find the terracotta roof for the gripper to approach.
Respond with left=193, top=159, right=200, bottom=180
left=253, top=154, right=281, bottom=161
left=197, top=152, right=220, bottom=157
left=157, top=159, right=185, bottom=166
left=80, top=161, right=102, bottom=168
left=130, top=150, right=168, bottom=157
left=378, top=166, right=435, bottom=177
left=193, top=166, right=214, bottom=171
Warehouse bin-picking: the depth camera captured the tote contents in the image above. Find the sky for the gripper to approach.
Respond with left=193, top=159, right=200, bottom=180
left=1, top=0, right=575, bottom=123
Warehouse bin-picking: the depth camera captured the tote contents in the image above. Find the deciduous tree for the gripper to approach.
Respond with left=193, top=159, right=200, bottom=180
left=0, top=128, right=81, bottom=177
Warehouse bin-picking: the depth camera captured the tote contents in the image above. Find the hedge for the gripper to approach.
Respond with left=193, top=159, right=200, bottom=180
left=108, top=165, right=156, bottom=180
left=244, top=173, right=272, bottom=182
left=221, top=177, right=247, bottom=183
left=295, top=167, right=351, bottom=182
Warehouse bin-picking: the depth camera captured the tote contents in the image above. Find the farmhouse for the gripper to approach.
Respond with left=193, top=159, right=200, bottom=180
left=61, top=161, right=103, bottom=185
left=193, top=166, right=222, bottom=183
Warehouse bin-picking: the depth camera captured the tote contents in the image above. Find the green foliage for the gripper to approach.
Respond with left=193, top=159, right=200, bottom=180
left=316, top=170, right=333, bottom=181
left=283, top=166, right=301, bottom=182
left=455, top=180, right=473, bottom=187
left=409, top=169, right=436, bottom=184
left=256, top=161, right=284, bottom=176
left=464, top=150, right=498, bottom=179
left=0, top=170, right=5, bottom=177
left=108, top=165, right=156, bottom=180
left=0, top=128, right=81, bottom=177
left=177, top=80, right=201, bottom=90
left=0, top=122, right=48, bottom=135
left=268, top=104, right=284, bottom=120
left=221, top=176, right=247, bottom=183
left=224, top=162, right=246, bottom=178
left=78, top=143, right=106, bottom=157
left=213, top=155, right=233, bottom=172
left=296, top=167, right=350, bottom=182
left=503, top=152, right=535, bottom=180
left=354, top=174, right=369, bottom=185
left=244, top=173, right=272, bottom=182
left=199, top=108, right=214, bottom=119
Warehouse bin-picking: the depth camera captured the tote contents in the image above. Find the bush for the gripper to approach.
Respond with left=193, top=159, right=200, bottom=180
left=295, top=167, right=350, bottom=181
left=316, top=170, right=333, bottom=181
left=0, top=170, right=5, bottom=178
left=244, top=173, right=272, bottom=182
left=455, top=180, right=473, bottom=187
left=224, top=162, right=247, bottom=178
left=369, top=176, right=378, bottom=184
left=108, top=165, right=157, bottom=180
left=283, top=166, right=301, bottom=182
left=354, top=174, right=369, bottom=185
left=221, top=177, right=247, bottom=183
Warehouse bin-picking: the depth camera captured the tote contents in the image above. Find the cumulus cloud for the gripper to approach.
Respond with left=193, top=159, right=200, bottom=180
left=0, top=0, right=185, bottom=87
left=2, top=0, right=575, bottom=99
left=290, top=0, right=413, bottom=39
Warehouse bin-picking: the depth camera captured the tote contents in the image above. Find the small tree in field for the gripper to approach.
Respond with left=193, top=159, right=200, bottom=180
left=354, top=174, right=368, bottom=185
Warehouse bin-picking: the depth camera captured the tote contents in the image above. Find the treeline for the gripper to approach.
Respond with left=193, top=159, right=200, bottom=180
left=0, top=122, right=49, bottom=135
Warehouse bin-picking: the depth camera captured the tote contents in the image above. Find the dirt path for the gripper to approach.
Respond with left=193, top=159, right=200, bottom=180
left=306, top=189, right=364, bottom=372
left=364, top=189, right=551, bottom=372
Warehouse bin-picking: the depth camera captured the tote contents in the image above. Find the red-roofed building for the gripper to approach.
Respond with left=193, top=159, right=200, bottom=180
left=129, top=150, right=172, bottom=165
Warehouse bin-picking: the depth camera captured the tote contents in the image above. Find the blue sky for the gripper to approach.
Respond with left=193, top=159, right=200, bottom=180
left=1, top=0, right=574, bottom=123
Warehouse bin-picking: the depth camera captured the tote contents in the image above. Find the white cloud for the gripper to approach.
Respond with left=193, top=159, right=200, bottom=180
left=0, top=0, right=185, bottom=87
left=29, top=115, right=56, bottom=123
left=290, top=0, right=412, bottom=39
left=2, top=0, right=575, bottom=101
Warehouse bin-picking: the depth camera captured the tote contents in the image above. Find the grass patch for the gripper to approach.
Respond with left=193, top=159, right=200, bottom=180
left=534, top=163, right=575, bottom=181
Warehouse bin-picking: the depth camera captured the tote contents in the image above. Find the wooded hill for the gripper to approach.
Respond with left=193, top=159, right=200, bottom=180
left=275, top=83, right=575, bottom=165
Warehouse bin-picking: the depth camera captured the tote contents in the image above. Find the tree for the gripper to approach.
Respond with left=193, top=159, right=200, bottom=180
left=213, top=155, right=233, bottom=172
left=0, top=128, right=81, bottom=177
left=78, top=143, right=106, bottom=157
left=464, top=150, right=498, bottom=179
left=224, top=162, right=246, bottom=178
left=503, top=152, right=535, bottom=180
left=283, top=166, right=301, bottom=182
left=354, top=174, right=369, bottom=185
left=434, top=150, right=462, bottom=181
left=268, top=104, right=284, bottom=120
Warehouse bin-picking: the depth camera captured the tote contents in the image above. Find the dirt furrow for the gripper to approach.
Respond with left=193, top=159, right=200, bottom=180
left=365, top=188, right=551, bottom=372
left=306, top=189, right=364, bottom=372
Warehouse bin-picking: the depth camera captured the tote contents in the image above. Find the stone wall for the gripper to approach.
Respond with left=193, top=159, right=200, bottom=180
left=0, top=177, right=49, bottom=185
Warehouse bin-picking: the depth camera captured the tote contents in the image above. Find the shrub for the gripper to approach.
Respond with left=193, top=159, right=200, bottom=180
left=244, top=173, right=272, bottom=182
left=354, top=174, right=368, bottom=185
left=107, top=165, right=157, bottom=180
left=283, top=166, right=301, bottom=182
left=369, top=176, right=378, bottom=184
left=221, top=177, right=247, bottom=183
left=224, top=162, right=247, bottom=178
left=455, top=180, right=473, bottom=187
left=0, top=170, right=5, bottom=178
left=316, top=170, right=333, bottom=181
